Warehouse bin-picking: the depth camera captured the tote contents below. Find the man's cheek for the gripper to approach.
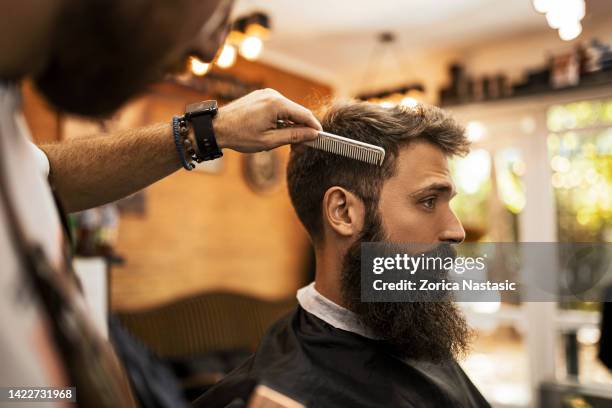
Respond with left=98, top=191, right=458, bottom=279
left=383, top=214, right=428, bottom=243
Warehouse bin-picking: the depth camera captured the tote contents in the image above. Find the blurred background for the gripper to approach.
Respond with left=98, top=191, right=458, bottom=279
left=22, top=0, right=612, bottom=407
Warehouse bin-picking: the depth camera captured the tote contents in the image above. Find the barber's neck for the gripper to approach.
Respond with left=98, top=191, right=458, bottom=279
left=313, top=241, right=350, bottom=309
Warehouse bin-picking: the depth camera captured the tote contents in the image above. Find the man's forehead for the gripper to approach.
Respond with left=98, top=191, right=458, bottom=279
left=387, top=142, right=455, bottom=193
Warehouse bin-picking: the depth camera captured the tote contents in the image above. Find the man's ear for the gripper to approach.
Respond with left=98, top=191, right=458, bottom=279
left=322, top=186, right=365, bottom=238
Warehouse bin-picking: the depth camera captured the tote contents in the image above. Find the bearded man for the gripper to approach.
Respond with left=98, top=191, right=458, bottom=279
left=195, top=101, right=490, bottom=408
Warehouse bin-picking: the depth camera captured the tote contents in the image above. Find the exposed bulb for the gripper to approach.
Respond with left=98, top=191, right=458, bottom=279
left=190, top=56, right=210, bottom=76
left=558, top=21, right=583, bottom=41
left=216, top=44, right=237, bottom=69
left=240, top=36, right=264, bottom=60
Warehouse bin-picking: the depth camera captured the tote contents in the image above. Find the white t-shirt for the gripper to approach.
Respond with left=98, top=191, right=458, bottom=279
left=0, top=81, right=69, bottom=392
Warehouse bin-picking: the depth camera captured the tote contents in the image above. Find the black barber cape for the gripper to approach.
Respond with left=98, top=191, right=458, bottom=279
left=194, top=306, right=490, bottom=408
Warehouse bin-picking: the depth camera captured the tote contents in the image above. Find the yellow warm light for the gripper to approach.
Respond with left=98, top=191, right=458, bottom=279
left=400, top=97, right=418, bottom=108
left=227, top=30, right=245, bottom=47
left=216, top=44, right=237, bottom=69
left=189, top=56, right=210, bottom=76
left=246, top=23, right=270, bottom=41
left=239, top=36, right=263, bottom=61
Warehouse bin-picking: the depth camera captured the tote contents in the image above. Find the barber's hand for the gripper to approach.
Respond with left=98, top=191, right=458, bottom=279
left=213, top=88, right=322, bottom=153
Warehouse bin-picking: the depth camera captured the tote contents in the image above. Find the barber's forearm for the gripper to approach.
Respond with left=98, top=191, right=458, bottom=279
left=40, top=89, right=322, bottom=213
left=41, top=122, right=181, bottom=213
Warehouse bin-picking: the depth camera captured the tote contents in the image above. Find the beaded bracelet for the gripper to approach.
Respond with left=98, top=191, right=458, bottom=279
left=172, top=116, right=195, bottom=171
left=181, top=120, right=203, bottom=165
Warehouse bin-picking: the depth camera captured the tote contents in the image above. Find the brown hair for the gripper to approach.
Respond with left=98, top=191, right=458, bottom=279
left=286, top=100, right=469, bottom=241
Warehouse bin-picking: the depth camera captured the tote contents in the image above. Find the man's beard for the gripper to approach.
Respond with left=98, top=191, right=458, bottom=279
left=33, top=1, right=171, bottom=117
left=340, top=210, right=471, bottom=362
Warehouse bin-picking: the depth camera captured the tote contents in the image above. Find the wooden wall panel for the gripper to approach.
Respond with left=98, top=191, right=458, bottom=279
left=21, top=81, right=60, bottom=143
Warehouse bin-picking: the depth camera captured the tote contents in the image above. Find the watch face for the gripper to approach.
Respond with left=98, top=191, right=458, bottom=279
left=186, top=100, right=218, bottom=117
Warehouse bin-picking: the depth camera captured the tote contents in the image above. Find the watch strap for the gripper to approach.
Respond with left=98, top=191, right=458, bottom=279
left=191, top=113, right=223, bottom=161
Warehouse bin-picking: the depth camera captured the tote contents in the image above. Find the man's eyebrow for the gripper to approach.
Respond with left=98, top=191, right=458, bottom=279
left=409, top=182, right=456, bottom=198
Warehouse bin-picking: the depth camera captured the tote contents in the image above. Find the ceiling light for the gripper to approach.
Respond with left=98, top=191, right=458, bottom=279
left=189, top=56, right=210, bottom=76
left=239, top=35, right=263, bottom=60
left=245, top=12, right=271, bottom=40
left=558, top=21, right=583, bottom=41
left=216, top=44, right=237, bottom=69
left=545, top=0, right=585, bottom=29
left=533, top=0, right=553, bottom=14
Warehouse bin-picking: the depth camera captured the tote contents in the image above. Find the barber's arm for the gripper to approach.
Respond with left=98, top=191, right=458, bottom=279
left=40, top=89, right=321, bottom=212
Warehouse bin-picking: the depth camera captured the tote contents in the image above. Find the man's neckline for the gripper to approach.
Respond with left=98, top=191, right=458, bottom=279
left=296, top=282, right=380, bottom=340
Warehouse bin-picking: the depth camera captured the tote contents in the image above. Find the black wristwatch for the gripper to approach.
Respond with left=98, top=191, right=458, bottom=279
left=185, top=100, right=223, bottom=161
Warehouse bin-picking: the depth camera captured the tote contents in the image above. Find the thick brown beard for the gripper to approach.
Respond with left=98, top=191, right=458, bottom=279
left=340, top=210, right=472, bottom=362
left=33, top=1, right=170, bottom=117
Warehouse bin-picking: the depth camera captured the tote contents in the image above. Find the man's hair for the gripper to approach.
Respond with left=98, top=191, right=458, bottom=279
left=286, top=100, right=469, bottom=241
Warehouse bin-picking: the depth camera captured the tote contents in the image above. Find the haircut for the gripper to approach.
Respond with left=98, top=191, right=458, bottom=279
left=286, top=100, right=469, bottom=241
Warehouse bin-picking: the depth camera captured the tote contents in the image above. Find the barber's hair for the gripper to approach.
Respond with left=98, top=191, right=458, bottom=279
left=286, top=100, right=469, bottom=241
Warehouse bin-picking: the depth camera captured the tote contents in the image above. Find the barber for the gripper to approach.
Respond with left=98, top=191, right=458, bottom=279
left=0, top=0, right=320, bottom=406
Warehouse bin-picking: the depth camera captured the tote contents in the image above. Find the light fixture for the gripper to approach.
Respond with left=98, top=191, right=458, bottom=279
left=559, top=20, right=583, bottom=41
left=189, top=56, right=210, bottom=76
left=545, top=1, right=584, bottom=30
left=239, top=35, right=263, bottom=60
left=216, top=44, right=237, bottom=69
left=245, top=12, right=270, bottom=40
left=544, top=0, right=585, bottom=28
left=356, top=33, right=427, bottom=105
left=533, top=0, right=586, bottom=41
left=533, top=0, right=553, bottom=13
left=225, top=12, right=270, bottom=63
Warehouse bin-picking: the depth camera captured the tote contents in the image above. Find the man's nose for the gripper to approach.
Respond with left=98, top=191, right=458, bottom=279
left=439, top=208, right=465, bottom=244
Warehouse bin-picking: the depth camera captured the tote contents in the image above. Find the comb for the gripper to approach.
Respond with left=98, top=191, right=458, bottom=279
left=276, top=119, right=385, bottom=166
left=305, top=131, right=386, bottom=166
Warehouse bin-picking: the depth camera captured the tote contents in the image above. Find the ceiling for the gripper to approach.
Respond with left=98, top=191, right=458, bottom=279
left=231, top=0, right=612, bottom=92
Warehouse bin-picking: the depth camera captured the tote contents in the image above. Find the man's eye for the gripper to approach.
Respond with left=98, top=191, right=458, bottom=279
left=422, top=197, right=436, bottom=210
